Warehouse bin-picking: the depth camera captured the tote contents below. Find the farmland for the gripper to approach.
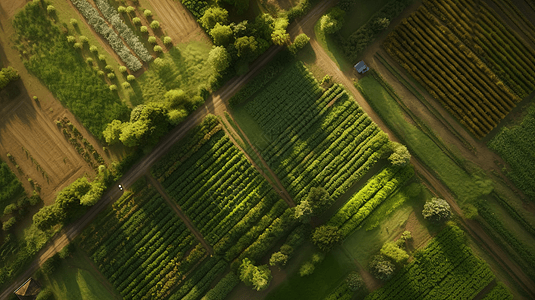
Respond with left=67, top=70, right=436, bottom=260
left=152, top=115, right=295, bottom=263
left=367, top=224, right=497, bottom=300
left=383, top=5, right=520, bottom=138
left=234, top=62, right=391, bottom=203
left=78, top=184, right=208, bottom=299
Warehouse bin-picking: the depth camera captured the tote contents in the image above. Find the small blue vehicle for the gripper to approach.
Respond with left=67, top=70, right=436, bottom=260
left=354, top=61, right=369, bottom=74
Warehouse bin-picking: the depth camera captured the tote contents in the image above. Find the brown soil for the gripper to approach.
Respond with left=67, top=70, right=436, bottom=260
left=142, top=0, right=209, bottom=45
left=0, top=0, right=26, bottom=20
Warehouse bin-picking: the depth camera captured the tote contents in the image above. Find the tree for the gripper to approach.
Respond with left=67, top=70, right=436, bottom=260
left=380, top=242, right=409, bottom=264
left=288, top=33, right=310, bottom=54
left=164, top=89, right=188, bottom=109
left=235, top=36, right=258, bottom=61
left=150, top=20, right=160, bottom=29
left=239, top=258, right=272, bottom=291
left=312, top=225, right=341, bottom=252
left=422, top=198, right=452, bottom=222
left=299, top=261, right=315, bottom=276
left=80, top=181, right=105, bottom=206
left=33, top=204, right=65, bottom=230
left=140, top=26, right=148, bottom=33
left=143, top=9, right=152, bottom=18
left=117, top=6, right=126, bottom=13
left=320, top=7, right=345, bottom=34
left=103, top=120, right=125, bottom=144
left=154, top=45, right=163, bottom=53
left=271, top=29, right=290, bottom=45
left=126, top=6, right=135, bottom=14
left=208, top=46, right=231, bottom=73
left=269, top=252, right=288, bottom=269
left=389, top=142, right=411, bottom=166
left=210, top=23, right=234, bottom=46
left=200, top=7, right=229, bottom=30
left=232, top=20, right=249, bottom=38
left=372, top=17, right=390, bottom=33
left=119, top=66, right=127, bottom=73
left=346, top=272, right=364, bottom=291
left=163, top=36, right=172, bottom=45
left=132, top=17, right=141, bottom=25
left=254, top=14, right=275, bottom=40
left=307, top=187, right=334, bottom=215
left=369, top=255, right=395, bottom=281
left=294, top=199, right=313, bottom=223
left=168, top=109, right=187, bottom=125
left=148, top=36, right=157, bottom=44
left=46, top=5, right=55, bottom=14
left=120, top=103, right=170, bottom=147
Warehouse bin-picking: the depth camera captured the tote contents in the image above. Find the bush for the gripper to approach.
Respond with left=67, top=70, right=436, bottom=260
left=70, top=18, right=78, bottom=26
left=46, top=5, right=55, bottom=14
left=299, top=261, right=315, bottom=276
left=41, top=254, right=60, bottom=275
left=140, top=26, right=148, bottom=33
left=320, top=7, right=345, bottom=34
left=200, top=7, right=228, bottom=30
left=2, top=217, right=16, bottom=231
left=346, top=271, right=364, bottom=291
left=122, top=82, right=131, bottom=89
left=67, top=36, right=76, bottom=43
left=288, top=33, right=310, bottom=54
left=163, top=36, right=172, bottom=45
left=422, top=198, right=452, bottom=222
left=389, top=142, right=411, bottom=166
left=132, top=17, right=141, bottom=25
left=239, top=258, right=272, bottom=291
left=73, top=42, right=82, bottom=49
left=98, top=54, right=106, bottom=61
left=79, top=36, right=88, bottom=43
left=107, top=73, right=115, bottom=79
left=269, top=252, right=288, bottom=269
left=127, top=75, right=135, bottom=81
left=154, top=45, right=163, bottom=53
left=119, top=66, right=127, bottom=73
left=150, top=20, right=160, bottom=29
left=89, top=45, right=98, bottom=53
left=401, top=230, right=412, bottom=241
left=312, top=225, right=341, bottom=252
left=126, top=6, right=135, bottom=13
left=144, top=9, right=152, bottom=17
left=380, top=242, right=409, bottom=264
left=117, top=6, right=126, bottom=13
left=208, top=46, right=230, bottom=73
left=4, top=204, right=17, bottom=215
left=369, top=255, right=395, bottom=281
left=148, top=36, right=157, bottom=44
left=109, top=84, right=117, bottom=91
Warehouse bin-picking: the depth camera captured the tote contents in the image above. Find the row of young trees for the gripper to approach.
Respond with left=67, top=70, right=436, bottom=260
left=384, top=7, right=519, bottom=138
left=70, top=0, right=142, bottom=71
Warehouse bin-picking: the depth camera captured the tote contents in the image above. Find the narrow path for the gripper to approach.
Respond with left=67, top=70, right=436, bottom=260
left=225, top=115, right=296, bottom=207
left=221, top=119, right=295, bottom=207
left=473, top=279, right=497, bottom=300
left=340, top=244, right=382, bottom=292
left=145, top=174, right=214, bottom=255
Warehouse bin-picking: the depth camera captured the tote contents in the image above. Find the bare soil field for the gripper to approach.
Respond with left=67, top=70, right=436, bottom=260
left=0, top=0, right=26, bottom=20
left=142, top=0, right=209, bottom=44
left=0, top=81, right=96, bottom=205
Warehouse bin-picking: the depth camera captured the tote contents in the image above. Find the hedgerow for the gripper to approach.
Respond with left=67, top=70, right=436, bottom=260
left=0, top=67, right=19, bottom=90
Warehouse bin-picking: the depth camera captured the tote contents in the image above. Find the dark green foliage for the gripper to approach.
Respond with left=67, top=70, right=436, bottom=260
left=307, top=187, right=335, bottom=215
left=36, top=288, right=55, bottom=300
left=200, top=7, right=228, bottom=30
left=2, top=217, right=16, bottom=231
left=210, top=23, right=234, bottom=46
left=59, top=243, right=75, bottom=259
left=12, top=2, right=129, bottom=139
left=369, top=255, right=395, bottom=281
left=239, top=258, right=272, bottom=291
left=41, top=254, right=61, bottom=275
left=299, top=261, right=315, bottom=276
left=320, top=7, right=345, bottom=34
left=32, top=204, right=65, bottom=230
left=180, top=0, right=209, bottom=19
left=288, top=33, right=310, bottom=54
left=200, top=272, right=240, bottom=300
left=269, top=252, right=288, bottom=268
left=346, top=271, right=364, bottom=291
left=367, top=224, right=498, bottom=299
left=481, top=282, right=513, bottom=300
left=0, top=67, right=20, bottom=90
left=234, top=36, right=258, bottom=61
left=312, top=225, right=341, bottom=252
left=337, top=0, right=412, bottom=62
left=0, top=160, right=24, bottom=209
left=422, top=198, right=452, bottom=222
left=119, top=103, right=170, bottom=147
left=380, top=242, right=408, bottom=264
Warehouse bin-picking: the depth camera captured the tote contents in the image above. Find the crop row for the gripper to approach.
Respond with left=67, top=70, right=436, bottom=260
left=152, top=115, right=221, bottom=180
left=384, top=7, right=518, bottom=138
left=337, top=165, right=414, bottom=237
left=243, top=63, right=388, bottom=203
left=366, top=224, right=496, bottom=300
left=169, top=258, right=227, bottom=300
left=79, top=187, right=203, bottom=299
left=94, top=0, right=152, bottom=62
left=423, top=0, right=535, bottom=98
left=70, top=0, right=142, bottom=71
left=482, top=282, right=513, bottom=300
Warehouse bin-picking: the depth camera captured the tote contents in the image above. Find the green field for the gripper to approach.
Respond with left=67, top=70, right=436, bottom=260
left=0, top=160, right=24, bottom=213
left=37, top=250, right=120, bottom=300
left=338, top=0, right=392, bottom=38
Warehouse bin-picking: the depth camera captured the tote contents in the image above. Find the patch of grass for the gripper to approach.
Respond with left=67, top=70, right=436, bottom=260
left=128, top=41, right=213, bottom=106
left=37, top=249, right=119, bottom=300
left=338, top=0, right=392, bottom=38
left=356, top=76, right=492, bottom=206
left=265, top=245, right=355, bottom=300
left=313, top=21, right=350, bottom=71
